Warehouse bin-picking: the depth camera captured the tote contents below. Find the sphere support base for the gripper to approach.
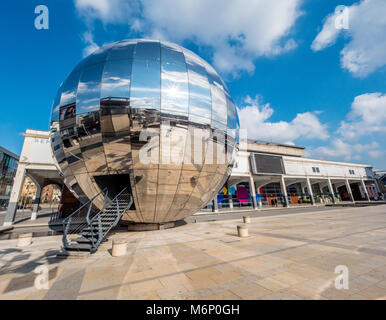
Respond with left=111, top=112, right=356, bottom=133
left=124, top=221, right=176, bottom=231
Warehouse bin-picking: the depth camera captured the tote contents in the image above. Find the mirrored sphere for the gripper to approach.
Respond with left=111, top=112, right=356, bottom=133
left=50, top=39, right=239, bottom=223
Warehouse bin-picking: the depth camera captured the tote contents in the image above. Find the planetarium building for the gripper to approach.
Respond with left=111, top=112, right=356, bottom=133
left=50, top=39, right=239, bottom=225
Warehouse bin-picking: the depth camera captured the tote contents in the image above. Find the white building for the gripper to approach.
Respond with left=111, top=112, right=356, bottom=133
left=224, top=140, right=380, bottom=210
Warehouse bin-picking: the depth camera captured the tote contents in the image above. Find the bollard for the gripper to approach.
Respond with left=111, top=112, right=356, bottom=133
left=112, top=238, right=127, bottom=257
left=243, top=216, right=251, bottom=224
left=17, top=233, right=33, bottom=247
left=237, top=225, right=248, bottom=238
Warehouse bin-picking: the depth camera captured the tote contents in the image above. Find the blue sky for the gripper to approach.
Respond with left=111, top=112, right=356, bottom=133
left=0, top=0, right=385, bottom=169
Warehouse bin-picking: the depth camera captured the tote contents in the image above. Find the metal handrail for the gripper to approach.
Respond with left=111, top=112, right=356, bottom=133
left=87, top=187, right=131, bottom=251
left=63, top=187, right=107, bottom=224
left=62, top=187, right=107, bottom=249
left=62, top=186, right=132, bottom=252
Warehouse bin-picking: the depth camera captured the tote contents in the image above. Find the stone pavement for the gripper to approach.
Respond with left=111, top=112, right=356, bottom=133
left=0, top=205, right=385, bottom=300
left=0, top=205, right=61, bottom=227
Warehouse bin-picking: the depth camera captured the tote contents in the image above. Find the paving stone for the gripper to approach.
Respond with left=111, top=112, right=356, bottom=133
left=1, top=205, right=386, bottom=299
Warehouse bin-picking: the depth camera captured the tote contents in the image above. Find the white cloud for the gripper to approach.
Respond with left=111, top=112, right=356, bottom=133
left=238, top=95, right=329, bottom=144
left=310, top=139, right=382, bottom=162
left=81, top=31, right=99, bottom=57
left=337, top=92, right=386, bottom=140
left=239, top=93, right=385, bottom=164
left=74, top=0, right=138, bottom=24
left=306, top=92, right=386, bottom=163
left=312, top=0, right=386, bottom=77
left=311, top=10, right=341, bottom=52
left=74, top=0, right=303, bottom=75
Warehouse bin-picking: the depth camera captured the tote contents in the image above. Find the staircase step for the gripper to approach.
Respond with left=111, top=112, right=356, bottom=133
left=82, top=227, right=109, bottom=233
left=74, top=236, right=93, bottom=244
left=65, top=243, right=92, bottom=252
left=62, top=189, right=132, bottom=255
left=81, top=233, right=101, bottom=239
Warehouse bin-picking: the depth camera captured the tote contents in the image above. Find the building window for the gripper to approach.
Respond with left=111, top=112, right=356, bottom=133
left=312, top=167, right=320, bottom=173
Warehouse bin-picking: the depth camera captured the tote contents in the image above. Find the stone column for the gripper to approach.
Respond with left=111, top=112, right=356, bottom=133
left=249, top=175, right=258, bottom=210
left=3, top=164, right=26, bottom=226
left=256, top=184, right=263, bottom=208
left=345, top=179, right=355, bottom=203
left=327, top=178, right=336, bottom=204
left=360, top=180, right=370, bottom=202
left=280, top=176, right=289, bottom=207
left=227, top=183, right=233, bottom=209
left=306, top=177, right=315, bottom=206
left=212, top=197, right=218, bottom=212
left=228, top=193, right=233, bottom=209
left=31, top=184, right=42, bottom=220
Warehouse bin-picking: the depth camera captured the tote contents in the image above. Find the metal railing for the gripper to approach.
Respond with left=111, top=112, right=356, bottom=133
left=87, top=187, right=131, bottom=251
left=62, top=188, right=107, bottom=249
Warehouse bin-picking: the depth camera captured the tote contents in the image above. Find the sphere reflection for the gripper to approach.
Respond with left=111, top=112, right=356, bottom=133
left=50, top=39, right=239, bottom=223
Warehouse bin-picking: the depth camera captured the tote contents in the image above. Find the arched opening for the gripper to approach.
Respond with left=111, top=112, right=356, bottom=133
left=40, top=183, right=63, bottom=220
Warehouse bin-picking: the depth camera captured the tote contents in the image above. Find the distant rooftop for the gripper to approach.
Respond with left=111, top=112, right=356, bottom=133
left=0, top=145, right=19, bottom=160
left=246, top=139, right=305, bottom=150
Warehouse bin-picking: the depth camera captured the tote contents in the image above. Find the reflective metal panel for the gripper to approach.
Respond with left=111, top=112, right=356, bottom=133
left=76, top=63, right=104, bottom=114
left=60, top=70, right=81, bottom=106
left=161, top=42, right=185, bottom=66
left=50, top=39, right=239, bottom=223
left=134, top=41, right=160, bottom=61
left=77, top=111, right=109, bottom=174
left=130, top=59, right=161, bottom=110
left=108, top=41, right=136, bottom=61
left=186, top=60, right=212, bottom=120
left=101, top=59, right=132, bottom=99
left=51, top=85, right=62, bottom=122
left=161, top=60, right=189, bottom=115
left=211, top=85, right=228, bottom=125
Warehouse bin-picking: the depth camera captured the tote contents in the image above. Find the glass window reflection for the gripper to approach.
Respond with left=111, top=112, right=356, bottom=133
left=76, top=63, right=104, bottom=114
left=161, top=61, right=189, bottom=115
left=130, top=59, right=161, bottom=110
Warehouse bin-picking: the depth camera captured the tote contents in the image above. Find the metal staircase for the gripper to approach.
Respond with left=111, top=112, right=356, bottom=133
left=62, top=187, right=132, bottom=254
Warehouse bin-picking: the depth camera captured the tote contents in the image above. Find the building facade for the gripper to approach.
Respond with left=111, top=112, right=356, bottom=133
left=0, top=146, right=19, bottom=210
left=208, top=140, right=380, bottom=211
left=3, top=130, right=63, bottom=225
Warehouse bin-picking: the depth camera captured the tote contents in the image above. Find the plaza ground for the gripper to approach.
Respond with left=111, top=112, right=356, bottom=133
left=0, top=205, right=385, bottom=299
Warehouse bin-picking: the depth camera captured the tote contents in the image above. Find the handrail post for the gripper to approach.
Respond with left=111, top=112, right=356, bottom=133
left=86, top=201, right=92, bottom=225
